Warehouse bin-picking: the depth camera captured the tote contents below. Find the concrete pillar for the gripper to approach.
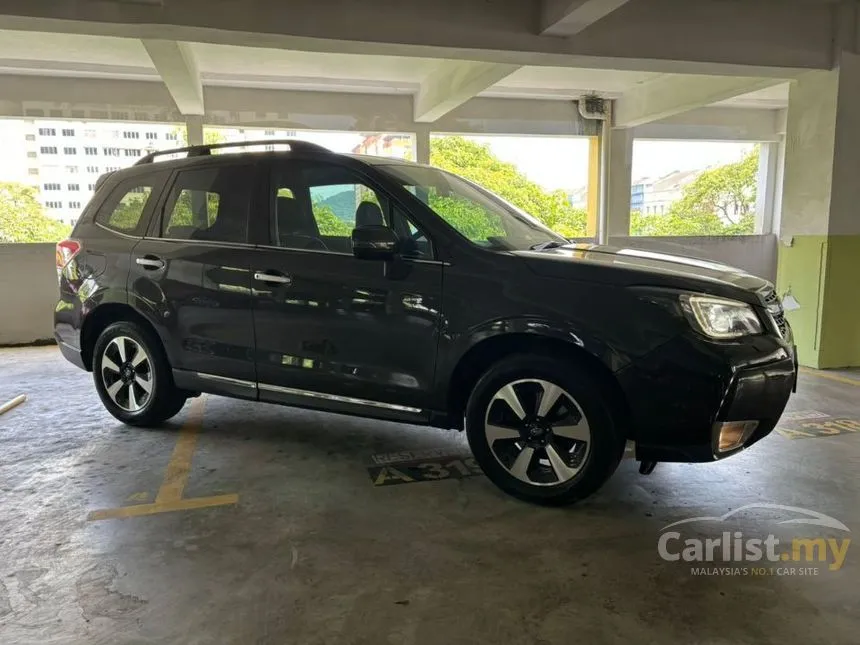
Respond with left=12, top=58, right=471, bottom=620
left=777, top=52, right=860, bottom=368
left=754, top=141, right=779, bottom=234
left=185, top=116, right=204, bottom=146
left=414, top=126, right=431, bottom=164
left=604, top=127, right=634, bottom=240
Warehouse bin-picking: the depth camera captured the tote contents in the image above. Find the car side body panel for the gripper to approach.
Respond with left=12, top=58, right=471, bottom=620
left=53, top=147, right=795, bottom=471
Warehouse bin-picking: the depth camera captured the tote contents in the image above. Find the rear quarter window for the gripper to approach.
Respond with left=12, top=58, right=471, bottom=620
left=94, top=172, right=167, bottom=236
left=102, top=187, right=152, bottom=231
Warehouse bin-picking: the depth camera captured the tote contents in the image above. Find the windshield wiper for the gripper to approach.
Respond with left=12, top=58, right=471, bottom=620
left=528, top=240, right=566, bottom=251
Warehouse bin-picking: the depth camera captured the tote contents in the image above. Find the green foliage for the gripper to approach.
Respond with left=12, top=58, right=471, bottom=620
left=108, top=193, right=149, bottom=231
left=0, top=182, right=72, bottom=243
left=430, top=136, right=587, bottom=238
left=312, top=203, right=352, bottom=236
left=427, top=192, right=505, bottom=241
left=166, top=191, right=220, bottom=230
left=173, top=128, right=226, bottom=147
left=631, top=149, right=758, bottom=237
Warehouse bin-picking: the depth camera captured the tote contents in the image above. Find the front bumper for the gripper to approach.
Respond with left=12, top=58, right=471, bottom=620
left=617, top=331, right=796, bottom=463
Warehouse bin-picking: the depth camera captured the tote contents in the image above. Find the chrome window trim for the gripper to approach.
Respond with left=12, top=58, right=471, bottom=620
left=258, top=382, right=422, bottom=414
left=255, top=244, right=449, bottom=266
left=94, top=222, right=141, bottom=240
left=256, top=244, right=343, bottom=257
left=143, top=236, right=257, bottom=250
left=194, top=372, right=257, bottom=388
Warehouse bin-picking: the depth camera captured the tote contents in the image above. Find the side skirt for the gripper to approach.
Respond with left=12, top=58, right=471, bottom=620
left=172, top=369, right=435, bottom=425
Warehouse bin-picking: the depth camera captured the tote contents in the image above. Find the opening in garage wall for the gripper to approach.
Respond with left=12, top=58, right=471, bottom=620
left=629, top=139, right=762, bottom=237
left=430, top=134, right=591, bottom=239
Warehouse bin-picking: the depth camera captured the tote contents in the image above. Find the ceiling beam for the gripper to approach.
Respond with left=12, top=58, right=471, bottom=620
left=614, top=74, right=786, bottom=128
left=413, top=61, right=519, bottom=123
left=633, top=107, right=782, bottom=142
left=141, top=39, right=204, bottom=115
left=540, top=0, right=631, bottom=36
left=0, top=73, right=604, bottom=136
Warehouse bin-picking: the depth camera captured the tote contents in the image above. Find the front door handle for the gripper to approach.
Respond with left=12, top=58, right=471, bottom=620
left=136, top=256, right=165, bottom=270
left=254, top=271, right=292, bottom=285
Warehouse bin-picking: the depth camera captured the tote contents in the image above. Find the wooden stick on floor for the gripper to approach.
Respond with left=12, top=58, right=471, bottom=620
left=0, top=394, right=27, bottom=416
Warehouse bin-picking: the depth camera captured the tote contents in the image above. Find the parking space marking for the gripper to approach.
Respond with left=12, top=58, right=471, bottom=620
left=800, top=367, right=860, bottom=387
left=777, top=418, right=860, bottom=440
left=368, top=454, right=482, bottom=486
left=88, top=397, right=239, bottom=521
left=780, top=410, right=830, bottom=422
left=156, top=399, right=205, bottom=504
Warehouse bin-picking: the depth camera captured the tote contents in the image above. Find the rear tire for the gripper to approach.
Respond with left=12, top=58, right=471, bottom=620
left=465, top=354, right=625, bottom=506
left=93, top=321, right=187, bottom=426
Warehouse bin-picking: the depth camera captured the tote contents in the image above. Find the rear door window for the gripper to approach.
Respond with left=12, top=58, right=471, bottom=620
left=161, top=165, right=254, bottom=244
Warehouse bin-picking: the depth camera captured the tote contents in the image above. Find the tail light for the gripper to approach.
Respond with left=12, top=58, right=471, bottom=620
left=56, top=239, right=81, bottom=273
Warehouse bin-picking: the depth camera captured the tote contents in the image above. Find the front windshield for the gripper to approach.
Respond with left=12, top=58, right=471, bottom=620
left=377, top=164, right=567, bottom=251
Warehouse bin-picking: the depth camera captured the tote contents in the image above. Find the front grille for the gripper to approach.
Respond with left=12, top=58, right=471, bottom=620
left=760, top=287, right=787, bottom=337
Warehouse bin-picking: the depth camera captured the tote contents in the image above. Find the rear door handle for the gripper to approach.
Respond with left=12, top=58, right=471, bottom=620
left=254, top=271, right=292, bottom=285
left=136, top=256, right=165, bottom=270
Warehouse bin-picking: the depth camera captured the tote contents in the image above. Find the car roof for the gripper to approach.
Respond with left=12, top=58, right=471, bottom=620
left=341, top=154, right=415, bottom=167
left=99, top=142, right=418, bottom=187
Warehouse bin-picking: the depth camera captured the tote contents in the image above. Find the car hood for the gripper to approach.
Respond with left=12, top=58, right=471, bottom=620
left=514, top=243, right=771, bottom=303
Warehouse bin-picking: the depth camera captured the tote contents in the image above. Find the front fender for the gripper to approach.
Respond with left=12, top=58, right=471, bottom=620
left=432, top=315, right=633, bottom=416
left=459, top=316, right=630, bottom=373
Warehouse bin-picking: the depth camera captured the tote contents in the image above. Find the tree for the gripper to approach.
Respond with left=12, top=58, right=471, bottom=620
left=430, top=136, right=588, bottom=237
left=312, top=203, right=352, bottom=236
left=0, top=182, right=72, bottom=243
left=172, top=127, right=226, bottom=147
left=631, top=149, right=758, bottom=237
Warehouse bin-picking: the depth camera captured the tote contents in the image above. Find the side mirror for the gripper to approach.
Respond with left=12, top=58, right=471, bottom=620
left=352, top=225, right=399, bottom=261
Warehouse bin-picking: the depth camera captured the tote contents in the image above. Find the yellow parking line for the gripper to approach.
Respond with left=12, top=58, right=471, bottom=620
left=156, top=397, right=205, bottom=503
left=88, top=396, right=239, bottom=521
left=800, top=367, right=860, bottom=387
left=88, top=494, right=239, bottom=521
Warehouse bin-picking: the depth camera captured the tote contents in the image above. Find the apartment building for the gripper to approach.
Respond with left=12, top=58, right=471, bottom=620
left=0, top=122, right=408, bottom=226
left=21, top=121, right=180, bottom=225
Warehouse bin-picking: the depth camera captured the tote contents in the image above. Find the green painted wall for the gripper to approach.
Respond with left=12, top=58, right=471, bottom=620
left=818, top=236, right=860, bottom=368
left=777, top=235, right=860, bottom=368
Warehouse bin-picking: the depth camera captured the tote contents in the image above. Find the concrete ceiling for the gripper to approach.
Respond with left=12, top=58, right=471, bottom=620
left=0, top=16, right=793, bottom=131
left=0, top=29, right=783, bottom=98
left=487, top=67, right=663, bottom=99
left=0, top=30, right=663, bottom=98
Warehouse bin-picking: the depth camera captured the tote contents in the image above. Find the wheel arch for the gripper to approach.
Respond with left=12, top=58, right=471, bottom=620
left=444, top=332, right=631, bottom=435
left=80, top=303, right=165, bottom=371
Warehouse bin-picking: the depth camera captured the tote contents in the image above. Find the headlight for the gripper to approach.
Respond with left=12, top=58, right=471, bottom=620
left=680, top=294, right=762, bottom=339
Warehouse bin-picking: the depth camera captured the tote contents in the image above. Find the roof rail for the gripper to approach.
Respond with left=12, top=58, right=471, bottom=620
left=134, top=139, right=331, bottom=165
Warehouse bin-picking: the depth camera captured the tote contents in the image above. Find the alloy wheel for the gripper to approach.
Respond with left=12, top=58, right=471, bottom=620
left=483, top=378, right=591, bottom=486
left=100, top=336, right=153, bottom=412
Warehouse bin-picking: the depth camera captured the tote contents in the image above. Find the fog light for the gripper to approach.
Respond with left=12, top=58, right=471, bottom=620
left=714, top=420, right=759, bottom=453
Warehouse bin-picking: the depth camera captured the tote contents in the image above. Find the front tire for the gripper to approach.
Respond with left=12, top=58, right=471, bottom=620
left=92, top=321, right=187, bottom=426
left=465, top=354, right=625, bottom=506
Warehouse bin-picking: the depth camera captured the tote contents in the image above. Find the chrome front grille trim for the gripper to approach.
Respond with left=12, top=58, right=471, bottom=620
left=758, top=286, right=787, bottom=338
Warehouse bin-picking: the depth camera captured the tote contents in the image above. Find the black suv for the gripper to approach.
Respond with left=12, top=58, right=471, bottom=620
left=55, top=140, right=796, bottom=505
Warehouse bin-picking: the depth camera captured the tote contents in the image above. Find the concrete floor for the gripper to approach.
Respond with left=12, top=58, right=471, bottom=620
left=1, top=346, right=858, bottom=645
